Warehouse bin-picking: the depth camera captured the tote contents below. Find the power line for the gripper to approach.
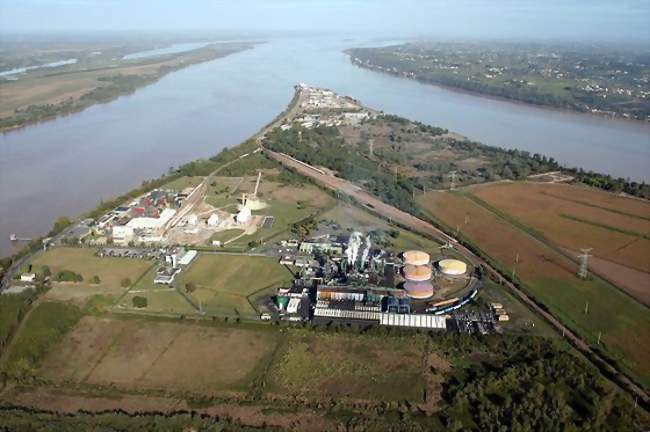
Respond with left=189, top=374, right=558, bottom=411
left=448, top=170, right=457, bottom=190
left=577, top=248, right=592, bottom=279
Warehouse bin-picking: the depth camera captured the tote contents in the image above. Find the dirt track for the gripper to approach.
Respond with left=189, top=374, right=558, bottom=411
left=264, top=146, right=649, bottom=407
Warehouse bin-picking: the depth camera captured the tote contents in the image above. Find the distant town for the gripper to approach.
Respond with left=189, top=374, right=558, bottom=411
left=348, top=42, right=650, bottom=121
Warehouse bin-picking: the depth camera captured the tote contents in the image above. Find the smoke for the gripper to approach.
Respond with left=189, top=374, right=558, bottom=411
left=346, top=231, right=372, bottom=270
left=346, top=231, right=362, bottom=268
left=361, top=235, right=372, bottom=269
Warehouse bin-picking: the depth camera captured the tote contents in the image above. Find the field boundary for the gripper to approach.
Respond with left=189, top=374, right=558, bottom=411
left=463, top=192, right=650, bottom=309
left=559, top=213, right=650, bottom=240
left=542, top=191, right=650, bottom=221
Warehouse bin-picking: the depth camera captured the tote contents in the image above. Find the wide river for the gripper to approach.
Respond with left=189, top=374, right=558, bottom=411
left=1, top=36, right=649, bottom=257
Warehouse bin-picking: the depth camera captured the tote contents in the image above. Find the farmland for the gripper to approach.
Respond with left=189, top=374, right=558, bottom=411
left=418, top=190, right=650, bottom=387
left=36, top=316, right=279, bottom=394
left=471, top=182, right=650, bottom=305
left=30, top=247, right=152, bottom=305
left=0, top=42, right=252, bottom=131
left=179, top=255, right=294, bottom=317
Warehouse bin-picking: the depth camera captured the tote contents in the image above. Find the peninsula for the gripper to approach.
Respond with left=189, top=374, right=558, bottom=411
left=0, top=85, right=647, bottom=430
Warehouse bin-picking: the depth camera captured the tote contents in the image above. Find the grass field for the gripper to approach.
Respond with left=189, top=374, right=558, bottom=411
left=162, top=176, right=204, bottom=192
left=0, top=293, right=33, bottom=349
left=419, top=190, right=650, bottom=387
left=114, top=267, right=197, bottom=315
left=267, top=330, right=433, bottom=401
left=179, top=255, right=294, bottom=317
left=2, top=301, right=82, bottom=378
left=38, top=316, right=279, bottom=394
left=227, top=183, right=335, bottom=248
left=30, top=247, right=152, bottom=305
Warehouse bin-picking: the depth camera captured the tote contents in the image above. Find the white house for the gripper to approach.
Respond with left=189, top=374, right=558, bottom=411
left=20, top=273, right=36, bottom=283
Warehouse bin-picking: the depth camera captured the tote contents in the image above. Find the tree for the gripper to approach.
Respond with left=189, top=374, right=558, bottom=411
left=40, top=266, right=51, bottom=278
left=185, top=282, right=196, bottom=293
left=120, top=277, right=132, bottom=288
left=132, top=296, right=147, bottom=308
left=90, top=275, right=101, bottom=284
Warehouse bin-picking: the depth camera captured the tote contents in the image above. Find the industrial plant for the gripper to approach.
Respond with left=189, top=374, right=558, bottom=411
left=272, top=230, right=490, bottom=333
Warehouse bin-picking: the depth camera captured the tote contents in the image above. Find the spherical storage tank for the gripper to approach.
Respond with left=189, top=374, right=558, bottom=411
left=404, top=281, right=434, bottom=300
left=438, top=259, right=467, bottom=276
left=403, top=250, right=431, bottom=266
left=403, top=264, right=433, bottom=282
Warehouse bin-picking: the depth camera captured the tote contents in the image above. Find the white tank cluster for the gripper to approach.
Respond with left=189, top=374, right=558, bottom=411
left=402, top=250, right=434, bottom=300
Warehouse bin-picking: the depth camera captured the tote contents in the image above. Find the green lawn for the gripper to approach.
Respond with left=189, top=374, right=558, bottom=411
left=210, top=229, right=245, bottom=244
left=0, top=293, right=33, bottom=349
left=2, top=301, right=82, bottom=379
left=115, top=266, right=196, bottom=315
left=162, top=176, right=204, bottom=192
left=30, top=247, right=152, bottom=303
left=179, top=254, right=293, bottom=317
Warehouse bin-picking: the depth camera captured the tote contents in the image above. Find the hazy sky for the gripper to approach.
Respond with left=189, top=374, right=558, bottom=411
left=1, top=0, right=649, bottom=42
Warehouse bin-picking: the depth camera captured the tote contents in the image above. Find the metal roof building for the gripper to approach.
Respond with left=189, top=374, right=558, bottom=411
left=380, top=313, right=446, bottom=330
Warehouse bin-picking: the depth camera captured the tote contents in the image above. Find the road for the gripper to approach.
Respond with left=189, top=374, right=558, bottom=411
left=264, top=146, right=649, bottom=408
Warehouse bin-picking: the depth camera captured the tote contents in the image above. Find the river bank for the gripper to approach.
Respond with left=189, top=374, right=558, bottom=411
left=1, top=35, right=649, bottom=258
left=0, top=42, right=254, bottom=133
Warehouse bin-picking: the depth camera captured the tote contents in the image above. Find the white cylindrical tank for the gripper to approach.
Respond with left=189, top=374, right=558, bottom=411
left=438, top=259, right=467, bottom=276
left=235, top=206, right=252, bottom=224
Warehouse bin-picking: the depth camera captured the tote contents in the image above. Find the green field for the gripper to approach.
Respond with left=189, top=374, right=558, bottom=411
left=2, top=301, right=82, bottom=380
left=30, top=247, right=152, bottom=304
left=179, top=254, right=294, bottom=316
left=0, top=293, right=33, bottom=350
left=162, top=176, right=204, bottom=192
left=113, top=266, right=196, bottom=315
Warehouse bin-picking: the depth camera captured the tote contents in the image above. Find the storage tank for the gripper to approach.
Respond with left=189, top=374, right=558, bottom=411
left=403, top=250, right=430, bottom=266
left=403, top=264, right=432, bottom=282
left=438, top=259, right=467, bottom=276
left=404, top=282, right=434, bottom=300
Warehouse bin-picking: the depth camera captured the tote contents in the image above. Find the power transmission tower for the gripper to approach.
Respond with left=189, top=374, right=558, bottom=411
left=448, top=170, right=457, bottom=191
left=577, top=248, right=592, bottom=279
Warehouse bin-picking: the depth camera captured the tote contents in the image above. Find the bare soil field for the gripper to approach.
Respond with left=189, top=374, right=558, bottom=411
left=39, top=316, right=279, bottom=394
left=31, top=247, right=152, bottom=305
left=472, top=182, right=650, bottom=274
left=418, top=191, right=650, bottom=387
